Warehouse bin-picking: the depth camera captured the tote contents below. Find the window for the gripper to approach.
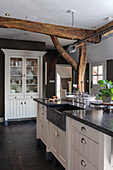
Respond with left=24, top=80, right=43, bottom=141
left=92, top=65, right=103, bottom=85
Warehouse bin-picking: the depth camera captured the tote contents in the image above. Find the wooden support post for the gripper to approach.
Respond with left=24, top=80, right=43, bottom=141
left=78, top=42, right=87, bottom=92
left=51, top=35, right=77, bottom=70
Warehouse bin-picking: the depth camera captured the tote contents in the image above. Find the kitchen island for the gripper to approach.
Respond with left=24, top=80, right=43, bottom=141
left=34, top=98, right=113, bottom=170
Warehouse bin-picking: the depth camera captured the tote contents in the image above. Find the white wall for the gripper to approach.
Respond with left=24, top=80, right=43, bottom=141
left=69, top=37, right=113, bottom=63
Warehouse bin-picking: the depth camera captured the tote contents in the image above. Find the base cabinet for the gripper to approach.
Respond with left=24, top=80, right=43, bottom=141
left=8, top=97, right=37, bottom=119
left=50, top=122, right=66, bottom=168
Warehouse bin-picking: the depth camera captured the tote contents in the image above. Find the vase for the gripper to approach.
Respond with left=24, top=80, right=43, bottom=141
left=102, top=96, right=111, bottom=103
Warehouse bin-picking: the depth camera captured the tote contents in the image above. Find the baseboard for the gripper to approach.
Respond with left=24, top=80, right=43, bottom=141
left=0, top=117, right=4, bottom=123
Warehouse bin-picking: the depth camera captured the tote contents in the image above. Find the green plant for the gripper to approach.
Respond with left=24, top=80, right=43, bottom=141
left=96, top=80, right=113, bottom=100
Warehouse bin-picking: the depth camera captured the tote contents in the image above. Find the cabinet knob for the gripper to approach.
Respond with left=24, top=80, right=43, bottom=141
left=41, top=125, right=44, bottom=129
left=54, top=130, right=59, bottom=137
left=81, top=160, right=86, bottom=167
left=81, top=126, right=86, bottom=132
left=21, top=102, right=23, bottom=105
left=81, top=138, right=86, bottom=144
left=42, top=112, right=44, bottom=115
left=24, top=102, right=26, bottom=105
left=31, top=96, right=33, bottom=98
left=15, top=97, right=17, bottom=99
left=42, top=106, right=44, bottom=109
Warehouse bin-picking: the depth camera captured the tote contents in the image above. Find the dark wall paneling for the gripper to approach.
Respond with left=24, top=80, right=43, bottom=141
left=0, top=38, right=45, bottom=51
left=0, top=50, right=5, bottom=117
left=43, top=50, right=68, bottom=98
left=107, top=60, right=113, bottom=81
left=0, top=38, right=45, bottom=118
left=84, top=63, right=89, bottom=93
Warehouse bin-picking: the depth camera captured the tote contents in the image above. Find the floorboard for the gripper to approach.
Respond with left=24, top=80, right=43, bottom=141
left=0, top=121, right=65, bottom=170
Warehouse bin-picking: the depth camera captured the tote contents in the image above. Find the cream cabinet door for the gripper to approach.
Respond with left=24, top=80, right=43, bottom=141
left=39, top=121, right=47, bottom=145
left=8, top=99, right=17, bottom=119
left=50, top=123, right=58, bottom=156
left=58, top=128, right=66, bottom=168
left=50, top=123, right=66, bottom=168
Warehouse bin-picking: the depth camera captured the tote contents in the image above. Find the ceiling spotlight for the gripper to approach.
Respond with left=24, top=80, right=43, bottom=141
left=5, top=13, right=10, bottom=16
left=104, top=17, right=113, bottom=21
left=24, top=32, right=28, bottom=35
left=92, top=26, right=96, bottom=29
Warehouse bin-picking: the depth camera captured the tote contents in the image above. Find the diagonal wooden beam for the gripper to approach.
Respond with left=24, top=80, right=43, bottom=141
left=51, top=35, right=77, bottom=70
left=0, top=16, right=99, bottom=42
left=78, top=41, right=87, bottom=92
left=48, top=53, right=60, bottom=76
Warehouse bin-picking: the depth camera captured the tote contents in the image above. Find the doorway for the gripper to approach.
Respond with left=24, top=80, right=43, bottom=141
left=90, top=61, right=106, bottom=96
left=56, top=64, right=72, bottom=98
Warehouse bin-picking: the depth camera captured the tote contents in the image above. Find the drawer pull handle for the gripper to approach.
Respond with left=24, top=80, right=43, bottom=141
left=81, top=138, right=86, bottom=144
left=81, top=126, right=86, bottom=132
left=81, top=160, right=86, bottom=167
left=54, top=130, right=59, bottom=137
left=41, top=125, right=44, bottom=129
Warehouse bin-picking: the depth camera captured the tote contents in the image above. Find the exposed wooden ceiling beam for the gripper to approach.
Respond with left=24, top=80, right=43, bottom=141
left=0, top=16, right=99, bottom=42
left=96, top=20, right=113, bottom=36
left=51, top=35, right=77, bottom=70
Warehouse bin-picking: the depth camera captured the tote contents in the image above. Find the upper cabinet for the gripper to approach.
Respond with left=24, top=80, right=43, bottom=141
left=10, top=57, right=39, bottom=95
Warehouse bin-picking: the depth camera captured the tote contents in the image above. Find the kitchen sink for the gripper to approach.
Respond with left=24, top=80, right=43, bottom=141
left=47, top=104, right=84, bottom=131
left=51, top=104, right=84, bottom=112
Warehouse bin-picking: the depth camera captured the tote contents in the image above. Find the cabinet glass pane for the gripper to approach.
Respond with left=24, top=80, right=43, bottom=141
left=26, top=58, right=38, bottom=93
left=10, top=58, right=23, bottom=93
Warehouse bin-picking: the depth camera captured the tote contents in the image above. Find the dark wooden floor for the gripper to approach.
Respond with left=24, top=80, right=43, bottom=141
left=0, top=120, right=65, bottom=170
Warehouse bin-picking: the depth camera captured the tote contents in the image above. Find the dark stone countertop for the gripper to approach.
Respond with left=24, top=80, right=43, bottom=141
left=34, top=98, right=113, bottom=137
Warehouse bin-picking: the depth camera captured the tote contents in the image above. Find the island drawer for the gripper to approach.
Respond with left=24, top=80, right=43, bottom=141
left=71, top=119, right=99, bottom=143
left=39, top=104, right=46, bottom=112
left=72, top=148, right=98, bottom=170
left=39, top=109, right=47, bottom=123
left=72, top=128, right=99, bottom=168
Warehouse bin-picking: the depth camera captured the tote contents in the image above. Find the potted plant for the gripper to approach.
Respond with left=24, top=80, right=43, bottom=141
left=96, top=80, right=113, bottom=102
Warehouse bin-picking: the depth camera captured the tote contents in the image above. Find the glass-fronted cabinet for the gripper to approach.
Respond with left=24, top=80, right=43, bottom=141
left=9, top=57, right=38, bottom=94
left=26, top=58, right=38, bottom=93
left=10, top=57, right=23, bottom=94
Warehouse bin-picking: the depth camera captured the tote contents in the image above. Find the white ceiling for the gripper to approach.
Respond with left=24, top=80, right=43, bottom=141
left=0, top=0, right=113, bottom=49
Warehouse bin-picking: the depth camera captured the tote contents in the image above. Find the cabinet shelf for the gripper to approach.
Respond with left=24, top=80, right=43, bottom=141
left=26, top=75, right=37, bottom=77
left=10, top=75, right=22, bottom=77
left=10, top=84, right=22, bottom=86
left=27, top=66, right=37, bottom=69
left=10, top=66, right=22, bottom=68
left=26, top=84, right=37, bottom=86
